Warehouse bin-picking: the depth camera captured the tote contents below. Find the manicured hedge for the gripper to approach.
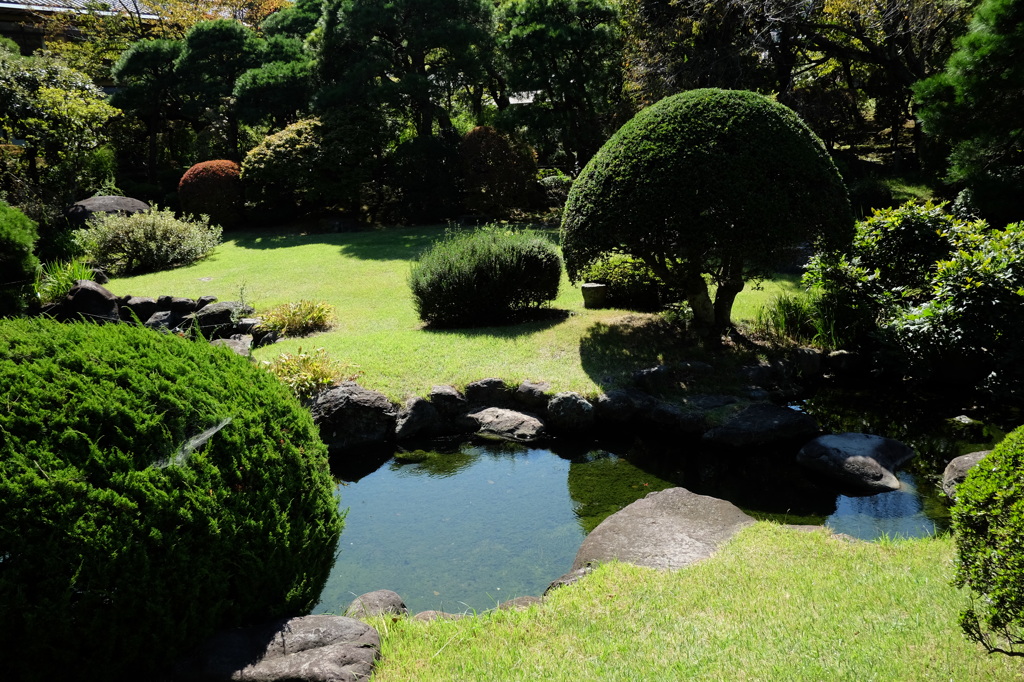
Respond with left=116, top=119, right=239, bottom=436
left=0, top=319, right=343, bottom=681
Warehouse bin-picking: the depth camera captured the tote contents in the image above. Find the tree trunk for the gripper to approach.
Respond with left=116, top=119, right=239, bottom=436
left=713, top=256, right=745, bottom=332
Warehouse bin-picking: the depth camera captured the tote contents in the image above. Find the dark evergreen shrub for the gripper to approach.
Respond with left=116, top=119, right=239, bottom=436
left=0, top=319, right=343, bottom=681
left=0, top=200, right=39, bottom=317
left=178, top=159, right=244, bottom=228
left=459, top=126, right=537, bottom=218
left=954, top=425, right=1024, bottom=654
left=409, top=226, right=562, bottom=327
left=577, top=253, right=665, bottom=311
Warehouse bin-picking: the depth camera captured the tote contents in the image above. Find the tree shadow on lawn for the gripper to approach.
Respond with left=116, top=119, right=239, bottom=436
left=421, top=308, right=571, bottom=338
left=227, top=224, right=446, bottom=261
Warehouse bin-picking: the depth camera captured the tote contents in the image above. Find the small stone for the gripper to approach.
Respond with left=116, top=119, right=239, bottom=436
left=345, top=590, right=409, bottom=619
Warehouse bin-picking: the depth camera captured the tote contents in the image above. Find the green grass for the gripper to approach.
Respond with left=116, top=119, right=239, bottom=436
left=108, top=226, right=785, bottom=401
left=368, top=524, right=1023, bottom=681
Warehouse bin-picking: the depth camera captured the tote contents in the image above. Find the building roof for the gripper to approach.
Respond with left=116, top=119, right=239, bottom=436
left=0, top=0, right=159, bottom=19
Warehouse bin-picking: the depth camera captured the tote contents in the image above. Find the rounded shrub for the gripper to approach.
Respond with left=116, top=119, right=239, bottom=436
left=953, top=425, right=1024, bottom=653
left=409, top=226, right=562, bottom=327
left=0, top=319, right=343, bottom=681
left=178, top=159, right=244, bottom=228
left=562, top=88, right=853, bottom=337
left=241, top=118, right=326, bottom=220
left=75, top=206, right=222, bottom=276
left=0, top=200, right=39, bottom=317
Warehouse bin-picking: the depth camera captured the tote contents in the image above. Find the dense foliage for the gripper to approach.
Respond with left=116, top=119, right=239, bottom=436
left=258, top=299, right=337, bottom=337
left=915, top=0, right=1024, bottom=226
left=0, top=318, right=343, bottom=681
left=76, top=206, right=221, bottom=275
left=178, top=159, right=244, bottom=228
left=562, top=88, right=853, bottom=339
left=954, top=425, right=1024, bottom=654
left=459, top=126, right=537, bottom=218
left=409, top=227, right=562, bottom=326
left=577, top=253, right=665, bottom=311
left=0, top=200, right=39, bottom=316
left=241, top=118, right=327, bottom=219
left=262, top=346, right=360, bottom=403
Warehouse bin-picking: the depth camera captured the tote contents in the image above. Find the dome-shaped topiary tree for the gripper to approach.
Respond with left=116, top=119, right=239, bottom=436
left=561, top=88, right=854, bottom=341
left=178, top=159, right=244, bottom=228
left=0, top=319, right=344, bottom=681
left=0, top=200, right=39, bottom=317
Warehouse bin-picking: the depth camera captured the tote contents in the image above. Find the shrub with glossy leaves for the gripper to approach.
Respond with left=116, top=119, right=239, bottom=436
left=577, top=253, right=665, bottom=311
left=75, top=207, right=222, bottom=276
left=954, top=425, right=1024, bottom=654
left=0, top=200, right=39, bottom=317
left=178, top=159, right=244, bottom=228
left=0, top=318, right=343, bottom=681
left=410, top=226, right=562, bottom=327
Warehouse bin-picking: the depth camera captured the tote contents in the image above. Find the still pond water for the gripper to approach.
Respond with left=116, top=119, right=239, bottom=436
left=315, top=391, right=1009, bottom=615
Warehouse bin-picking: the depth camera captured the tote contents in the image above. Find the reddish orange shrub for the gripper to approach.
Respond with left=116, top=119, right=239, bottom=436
left=178, top=160, right=243, bottom=228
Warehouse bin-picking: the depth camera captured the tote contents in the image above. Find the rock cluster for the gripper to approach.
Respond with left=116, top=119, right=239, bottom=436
left=41, top=280, right=276, bottom=353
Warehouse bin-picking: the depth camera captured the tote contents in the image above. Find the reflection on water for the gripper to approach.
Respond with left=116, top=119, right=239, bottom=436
left=827, top=472, right=940, bottom=540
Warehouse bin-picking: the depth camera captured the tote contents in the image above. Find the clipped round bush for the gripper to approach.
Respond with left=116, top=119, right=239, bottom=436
left=954, top=425, right=1024, bottom=653
left=410, top=226, right=562, bottom=327
left=75, top=206, right=222, bottom=275
left=0, top=200, right=39, bottom=317
left=459, top=126, right=537, bottom=217
left=178, top=159, right=244, bottom=228
left=562, top=88, right=852, bottom=337
left=0, top=319, right=343, bottom=681
left=577, top=253, right=665, bottom=311
left=241, top=118, right=326, bottom=220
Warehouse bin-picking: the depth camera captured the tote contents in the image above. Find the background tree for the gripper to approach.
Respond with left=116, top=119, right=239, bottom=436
left=495, top=0, right=624, bottom=170
left=561, top=89, right=854, bottom=341
left=915, top=0, right=1024, bottom=225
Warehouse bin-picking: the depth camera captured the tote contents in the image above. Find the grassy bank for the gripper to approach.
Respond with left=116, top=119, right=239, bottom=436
left=109, top=225, right=800, bottom=400
left=368, top=524, right=1021, bottom=681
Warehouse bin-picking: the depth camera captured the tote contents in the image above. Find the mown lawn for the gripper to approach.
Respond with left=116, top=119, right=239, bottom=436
left=109, top=225, right=800, bottom=401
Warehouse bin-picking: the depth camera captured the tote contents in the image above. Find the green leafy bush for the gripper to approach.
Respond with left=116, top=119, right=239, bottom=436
left=0, top=200, right=40, bottom=317
left=0, top=318, right=343, bottom=681
left=577, top=254, right=665, bottom=311
left=262, top=346, right=361, bottom=402
left=953, top=425, right=1024, bottom=654
left=33, top=258, right=95, bottom=305
left=75, top=207, right=222, bottom=276
left=241, top=118, right=326, bottom=220
left=259, top=299, right=337, bottom=337
left=178, top=159, right=244, bottom=228
left=409, top=226, right=562, bottom=327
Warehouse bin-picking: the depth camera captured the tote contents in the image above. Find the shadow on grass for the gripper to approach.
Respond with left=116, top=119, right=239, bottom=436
left=578, top=315, right=690, bottom=389
left=421, top=308, right=571, bottom=338
left=227, top=224, right=446, bottom=261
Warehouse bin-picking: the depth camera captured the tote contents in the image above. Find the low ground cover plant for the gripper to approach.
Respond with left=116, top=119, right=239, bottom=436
left=409, top=225, right=562, bottom=327
left=33, top=258, right=95, bottom=305
left=259, top=299, right=337, bottom=337
left=75, top=207, right=222, bottom=276
left=954, top=425, right=1024, bottom=654
left=0, top=318, right=343, bottom=681
left=262, top=346, right=361, bottom=402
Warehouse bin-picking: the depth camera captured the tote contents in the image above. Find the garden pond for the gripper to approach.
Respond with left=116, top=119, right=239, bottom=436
left=315, top=389, right=1012, bottom=615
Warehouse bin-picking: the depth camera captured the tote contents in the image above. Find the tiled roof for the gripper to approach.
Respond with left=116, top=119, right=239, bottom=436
left=0, top=0, right=159, bottom=17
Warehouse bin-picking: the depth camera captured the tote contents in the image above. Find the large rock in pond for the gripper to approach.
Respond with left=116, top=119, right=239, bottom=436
left=59, top=280, right=120, bottom=323
left=345, top=590, right=409, bottom=619
left=394, top=396, right=443, bottom=440
left=942, top=450, right=991, bottom=501
left=702, top=403, right=819, bottom=448
left=456, top=407, right=546, bottom=443
left=797, top=433, right=915, bottom=493
left=174, top=615, right=379, bottom=682
left=310, top=383, right=398, bottom=451
left=572, top=487, right=755, bottom=571
left=66, top=195, right=149, bottom=227
left=465, top=377, right=514, bottom=408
